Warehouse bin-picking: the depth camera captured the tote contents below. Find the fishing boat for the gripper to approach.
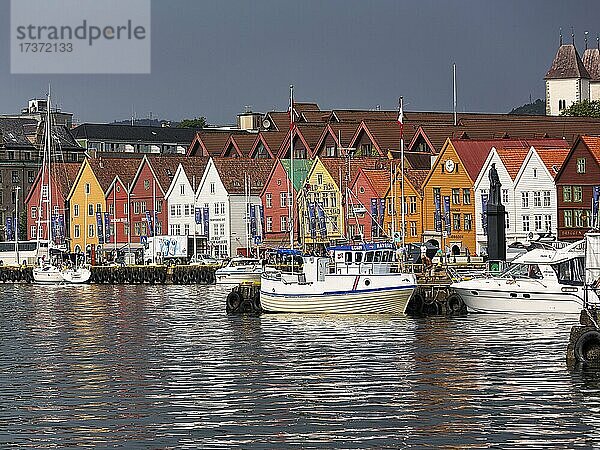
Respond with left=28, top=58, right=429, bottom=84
left=450, top=239, right=596, bottom=314
left=215, top=257, right=263, bottom=285
left=32, top=91, right=90, bottom=284
left=260, top=242, right=417, bottom=314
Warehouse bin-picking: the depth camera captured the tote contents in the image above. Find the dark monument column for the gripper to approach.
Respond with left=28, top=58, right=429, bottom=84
left=486, top=163, right=506, bottom=261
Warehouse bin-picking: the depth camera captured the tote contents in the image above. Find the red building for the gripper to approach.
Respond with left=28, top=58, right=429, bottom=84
left=126, top=156, right=185, bottom=243
left=261, top=158, right=312, bottom=247
left=555, top=135, right=600, bottom=241
left=349, top=167, right=391, bottom=241
left=24, top=163, right=81, bottom=242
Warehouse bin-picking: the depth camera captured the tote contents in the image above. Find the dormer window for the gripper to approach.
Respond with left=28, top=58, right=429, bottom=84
left=577, top=157, right=586, bottom=174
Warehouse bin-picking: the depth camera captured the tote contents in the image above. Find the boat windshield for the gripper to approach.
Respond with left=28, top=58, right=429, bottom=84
left=552, top=256, right=585, bottom=286
left=500, top=263, right=543, bottom=280
left=230, top=259, right=259, bottom=267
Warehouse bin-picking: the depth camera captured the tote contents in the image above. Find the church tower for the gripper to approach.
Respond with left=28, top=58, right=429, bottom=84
left=545, top=42, right=590, bottom=115
left=583, top=41, right=600, bottom=101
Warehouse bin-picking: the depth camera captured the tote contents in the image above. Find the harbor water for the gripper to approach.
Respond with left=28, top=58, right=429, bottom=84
left=2, top=284, right=600, bottom=448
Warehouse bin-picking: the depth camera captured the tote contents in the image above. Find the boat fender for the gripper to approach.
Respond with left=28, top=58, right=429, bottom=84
left=206, top=270, right=215, bottom=285
left=159, top=269, right=167, bottom=284
left=406, top=293, right=424, bottom=316
left=226, top=291, right=243, bottom=313
left=447, top=294, right=466, bottom=315
left=252, top=293, right=261, bottom=313
left=575, top=329, right=600, bottom=365
left=422, top=301, right=440, bottom=316
left=183, top=272, right=190, bottom=285
left=198, top=268, right=206, bottom=283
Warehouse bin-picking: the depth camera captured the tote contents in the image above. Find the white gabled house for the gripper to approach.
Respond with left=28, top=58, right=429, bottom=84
left=196, top=157, right=273, bottom=258
left=474, top=146, right=528, bottom=255
left=513, top=146, right=569, bottom=243
left=163, top=157, right=209, bottom=250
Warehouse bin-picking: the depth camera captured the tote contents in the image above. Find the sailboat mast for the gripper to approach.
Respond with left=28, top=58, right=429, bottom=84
left=46, top=90, right=52, bottom=247
left=399, top=96, right=405, bottom=251
left=288, top=85, right=294, bottom=252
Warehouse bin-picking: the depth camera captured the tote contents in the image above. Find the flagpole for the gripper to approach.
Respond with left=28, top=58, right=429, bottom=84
left=399, top=97, right=405, bottom=252
left=289, top=85, right=294, bottom=274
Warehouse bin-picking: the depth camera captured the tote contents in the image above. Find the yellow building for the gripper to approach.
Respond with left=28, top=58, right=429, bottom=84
left=298, top=156, right=388, bottom=248
left=422, top=138, right=504, bottom=255
left=383, top=162, right=428, bottom=245
left=66, top=159, right=107, bottom=252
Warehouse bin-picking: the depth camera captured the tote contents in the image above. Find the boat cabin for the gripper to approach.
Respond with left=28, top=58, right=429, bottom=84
left=327, top=242, right=397, bottom=275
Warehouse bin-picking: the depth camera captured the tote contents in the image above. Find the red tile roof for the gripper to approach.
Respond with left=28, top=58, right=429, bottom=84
left=146, top=156, right=194, bottom=193
left=88, top=156, right=143, bottom=191
left=361, top=169, right=390, bottom=196
left=320, top=157, right=389, bottom=192
left=535, top=147, right=570, bottom=178
left=580, top=135, right=600, bottom=166
left=212, top=157, right=274, bottom=194
left=495, top=148, right=530, bottom=180
left=404, top=168, right=428, bottom=195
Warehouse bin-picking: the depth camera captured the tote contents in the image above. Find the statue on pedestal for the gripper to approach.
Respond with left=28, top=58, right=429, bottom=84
left=489, top=163, right=501, bottom=205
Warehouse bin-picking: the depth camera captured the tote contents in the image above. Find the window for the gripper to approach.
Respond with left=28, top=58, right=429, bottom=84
left=564, top=210, right=573, bottom=228
left=463, top=189, right=471, bottom=205
left=184, top=204, right=190, bottom=216
left=331, top=194, right=337, bottom=208
left=543, top=191, right=551, bottom=207
left=73, top=205, right=79, bottom=217
left=213, top=223, right=218, bottom=236
left=280, top=192, right=287, bottom=208
left=533, top=168, right=537, bottom=178
left=563, top=186, right=572, bottom=202
left=31, top=206, right=37, bottom=219
left=210, top=182, right=215, bottom=194
left=175, top=204, right=181, bottom=216
left=109, top=204, right=114, bottom=215
left=156, top=200, right=163, bottom=213
left=266, top=193, right=272, bottom=208
left=266, top=217, right=273, bottom=232
left=545, top=215, right=552, bottom=231
left=184, top=223, right=190, bottom=235
left=452, top=188, right=460, bottom=205
left=521, top=192, right=529, bottom=208
left=453, top=213, right=460, bottom=230
left=575, top=210, right=584, bottom=228
left=74, top=225, right=80, bottom=238
left=30, top=225, right=37, bottom=239
left=522, top=215, right=530, bottom=232
left=12, top=171, right=19, bottom=183
left=133, top=202, right=140, bottom=214
left=280, top=215, right=288, bottom=232
left=220, top=223, right=225, bottom=236
left=317, top=173, right=323, bottom=185
left=173, top=224, right=181, bottom=235
left=410, top=221, right=417, bottom=237
left=85, top=183, right=90, bottom=195
left=577, top=157, right=586, bottom=174
left=134, top=222, right=141, bottom=236
left=464, top=213, right=472, bottom=231
left=574, top=186, right=582, bottom=202
left=533, top=192, right=541, bottom=207
left=88, top=204, right=94, bottom=216
left=502, top=189, right=509, bottom=204
left=213, top=203, right=219, bottom=215
left=155, top=221, right=162, bottom=235
left=96, top=203, right=101, bottom=213
left=144, top=179, right=150, bottom=190
left=180, top=184, right=185, bottom=195
left=409, top=196, right=417, bottom=214
left=88, top=224, right=95, bottom=237
left=170, top=204, right=176, bottom=216
left=124, top=223, right=129, bottom=236
left=28, top=171, right=35, bottom=183
left=534, top=214, right=542, bottom=231
left=326, top=146, right=336, bottom=157
left=361, top=143, right=372, bottom=156
left=124, top=203, right=128, bottom=215
left=559, top=99, right=566, bottom=110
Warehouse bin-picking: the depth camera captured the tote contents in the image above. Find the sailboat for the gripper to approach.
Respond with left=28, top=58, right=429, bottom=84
left=32, top=91, right=91, bottom=284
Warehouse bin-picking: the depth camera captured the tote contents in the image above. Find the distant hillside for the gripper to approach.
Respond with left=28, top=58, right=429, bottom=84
left=509, top=99, right=545, bottom=115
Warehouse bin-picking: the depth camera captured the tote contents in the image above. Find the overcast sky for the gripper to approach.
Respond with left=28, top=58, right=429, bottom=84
left=1, top=0, right=599, bottom=125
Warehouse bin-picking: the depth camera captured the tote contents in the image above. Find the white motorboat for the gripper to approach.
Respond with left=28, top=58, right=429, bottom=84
left=260, top=242, right=417, bottom=314
left=215, top=257, right=263, bottom=285
left=451, top=240, right=597, bottom=314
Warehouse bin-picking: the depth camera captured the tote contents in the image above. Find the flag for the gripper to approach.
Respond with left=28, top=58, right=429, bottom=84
left=96, top=212, right=104, bottom=244
left=397, top=97, right=404, bottom=140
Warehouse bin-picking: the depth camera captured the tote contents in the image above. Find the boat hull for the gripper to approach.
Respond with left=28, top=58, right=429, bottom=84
left=33, top=267, right=64, bottom=283
left=62, top=268, right=91, bottom=284
left=452, top=279, right=583, bottom=314
left=215, top=272, right=262, bottom=285
left=260, top=287, right=414, bottom=314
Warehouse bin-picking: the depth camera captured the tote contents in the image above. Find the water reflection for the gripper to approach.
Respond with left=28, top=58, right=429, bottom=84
left=0, top=284, right=600, bottom=447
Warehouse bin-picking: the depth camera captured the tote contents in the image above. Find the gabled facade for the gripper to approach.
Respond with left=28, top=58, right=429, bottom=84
left=313, top=123, right=359, bottom=157
left=277, top=125, right=323, bottom=159
left=260, top=159, right=311, bottom=246
left=249, top=131, right=286, bottom=159
left=555, top=136, right=600, bottom=241
left=545, top=43, right=590, bottom=115
left=66, top=159, right=107, bottom=252
left=383, top=165, right=428, bottom=246
left=196, top=158, right=273, bottom=257
left=25, top=162, right=81, bottom=243
left=349, top=168, right=390, bottom=242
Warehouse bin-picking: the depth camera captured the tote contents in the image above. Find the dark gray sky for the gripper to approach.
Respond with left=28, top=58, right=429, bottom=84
left=1, top=0, right=599, bottom=124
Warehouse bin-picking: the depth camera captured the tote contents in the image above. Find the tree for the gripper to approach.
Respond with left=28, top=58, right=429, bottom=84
left=508, top=99, right=545, bottom=115
left=178, top=116, right=207, bottom=128
left=560, top=100, right=600, bottom=118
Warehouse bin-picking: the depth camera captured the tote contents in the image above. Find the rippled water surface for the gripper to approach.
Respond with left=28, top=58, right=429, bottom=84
left=2, top=284, right=600, bottom=448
